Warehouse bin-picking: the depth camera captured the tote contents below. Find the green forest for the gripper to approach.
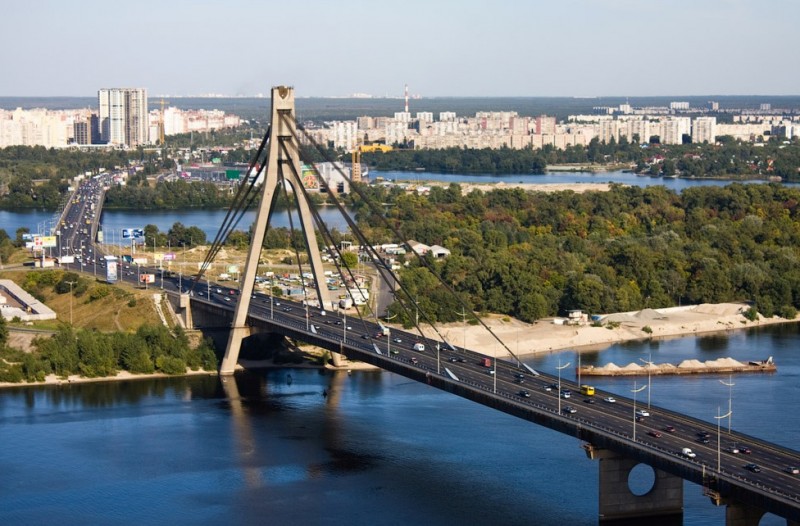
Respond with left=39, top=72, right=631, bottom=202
left=346, top=182, right=800, bottom=326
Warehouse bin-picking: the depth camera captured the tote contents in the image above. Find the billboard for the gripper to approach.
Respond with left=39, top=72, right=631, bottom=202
left=106, top=261, right=118, bottom=283
left=33, top=236, right=58, bottom=248
left=162, top=253, right=176, bottom=261
left=59, top=255, right=75, bottom=264
left=225, top=169, right=240, bottom=180
left=140, top=274, right=155, bottom=284
left=227, top=265, right=239, bottom=274
left=122, top=228, right=144, bottom=239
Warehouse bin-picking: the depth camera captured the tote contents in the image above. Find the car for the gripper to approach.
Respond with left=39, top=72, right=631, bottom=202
left=681, top=448, right=697, bottom=458
left=739, top=446, right=752, bottom=454
left=283, top=307, right=292, bottom=312
left=224, top=297, right=231, bottom=302
left=744, top=463, right=761, bottom=473
left=374, top=333, right=384, bottom=339
left=275, top=302, right=281, bottom=306
left=664, top=425, right=676, bottom=433
left=604, top=397, right=616, bottom=403
left=515, top=377, right=525, bottom=384
left=561, top=390, right=571, bottom=399
left=335, top=321, right=342, bottom=325
left=583, top=398, right=595, bottom=404
left=697, top=437, right=711, bottom=444
left=393, top=338, right=402, bottom=343
left=562, top=406, right=577, bottom=414
left=361, top=334, right=370, bottom=339
left=725, top=446, right=740, bottom=454
left=518, top=390, right=531, bottom=398
left=784, top=466, right=800, bottom=475
left=697, top=431, right=711, bottom=439
left=636, top=409, right=650, bottom=417
left=648, top=430, right=662, bottom=438
left=514, top=373, right=525, bottom=379
left=410, top=357, right=419, bottom=364
left=456, top=358, right=466, bottom=363
left=448, top=357, right=458, bottom=363
left=544, top=385, right=553, bottom=392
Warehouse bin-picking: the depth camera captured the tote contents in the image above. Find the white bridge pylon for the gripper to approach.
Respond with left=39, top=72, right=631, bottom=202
left=220, top=86, right=334, bottom=375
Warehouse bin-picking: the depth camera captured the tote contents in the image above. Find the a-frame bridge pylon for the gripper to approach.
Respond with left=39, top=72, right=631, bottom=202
left=220, top=86, right=333, bottom=375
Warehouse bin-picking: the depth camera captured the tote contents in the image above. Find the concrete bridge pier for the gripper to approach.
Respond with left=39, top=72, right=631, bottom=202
left=584, top=444, right=683, bottom=525
left=179, top=293, right=193, bottom=329
left=718, top=499, right=799, bottom=526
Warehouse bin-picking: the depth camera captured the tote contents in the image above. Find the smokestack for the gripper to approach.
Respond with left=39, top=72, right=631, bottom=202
left=404, top=84, right=409, bottom=113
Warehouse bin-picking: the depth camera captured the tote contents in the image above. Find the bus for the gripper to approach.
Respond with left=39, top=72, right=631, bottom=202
left=580, top=384, right=595, bottom=396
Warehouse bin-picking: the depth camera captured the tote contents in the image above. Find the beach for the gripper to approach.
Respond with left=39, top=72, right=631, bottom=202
left=420, top=303, right=796, bottom=359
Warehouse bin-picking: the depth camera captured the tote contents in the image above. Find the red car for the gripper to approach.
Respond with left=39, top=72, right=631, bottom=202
left=648, top=430, right=662, bottom=438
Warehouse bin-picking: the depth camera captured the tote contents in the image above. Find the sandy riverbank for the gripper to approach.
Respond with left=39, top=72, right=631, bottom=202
left=426, top=180, right=613, bottom=194
left=415, top=303, right=796, bottom=359
left=0, top=368, right=217, bottom=389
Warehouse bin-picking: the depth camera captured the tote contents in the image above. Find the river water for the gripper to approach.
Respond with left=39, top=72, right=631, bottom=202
left=0, top=323, right=797, bottom=525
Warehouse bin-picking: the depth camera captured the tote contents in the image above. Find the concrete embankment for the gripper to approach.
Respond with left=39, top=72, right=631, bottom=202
left=579, top=357, right=776, bottom=377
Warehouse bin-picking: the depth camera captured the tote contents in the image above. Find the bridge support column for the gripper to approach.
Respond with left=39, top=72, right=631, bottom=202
left=584, top=444, right=683, bottom=525
left=179, top=293, right=193, bottom=330
left=220, top=326, right=251, bottom=375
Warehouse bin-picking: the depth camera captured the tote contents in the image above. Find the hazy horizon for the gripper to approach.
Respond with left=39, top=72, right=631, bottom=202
left=2, top=1, right=798, bottom=98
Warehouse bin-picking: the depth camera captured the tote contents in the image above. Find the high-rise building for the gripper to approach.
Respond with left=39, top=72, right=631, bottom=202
left=98, top=88, right=149, bottom=147
left=692, top=117, right=717, bottom=144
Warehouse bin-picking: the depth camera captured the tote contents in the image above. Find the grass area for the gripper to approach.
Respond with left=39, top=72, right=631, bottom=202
left=0, top=266, right=162, bottom=332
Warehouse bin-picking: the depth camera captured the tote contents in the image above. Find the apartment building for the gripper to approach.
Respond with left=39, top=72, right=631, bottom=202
left=98, top=88, right=149, bottom=147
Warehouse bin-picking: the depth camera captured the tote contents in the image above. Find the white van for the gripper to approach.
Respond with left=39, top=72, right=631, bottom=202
left=413, top=342, right=425, bottom=352
left=681, top=448, right=696, bottom=458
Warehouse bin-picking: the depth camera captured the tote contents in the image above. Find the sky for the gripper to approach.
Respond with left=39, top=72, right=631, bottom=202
left=2, top=0, right=798, bottom=98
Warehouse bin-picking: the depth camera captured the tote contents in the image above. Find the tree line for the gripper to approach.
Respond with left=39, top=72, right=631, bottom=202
left=371, top=182, right=800, bottom=326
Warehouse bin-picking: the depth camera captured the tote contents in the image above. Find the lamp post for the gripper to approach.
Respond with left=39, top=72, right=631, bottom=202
left=436, top=342, right=441, bottom=375
left=385, top=313, right=397, bottom=358
left=720, top=375, right=734, bottom=433
left=640, top=350, right=653, bottom=408
left=714, top=406, right=732, bottom=474
left=456, top=306, right=467, bottom=352
left=66, top=280, right=76, bottom=325
left=631, top=381, right=647, bottom=441
left=556, top=359, right=571, bottom=414
left=269, top=278, right=274, bottom=319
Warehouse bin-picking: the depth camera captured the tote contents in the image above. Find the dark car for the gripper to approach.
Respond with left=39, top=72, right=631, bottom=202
left=518, top=390, right=531, bottom=398
left=583, top=398, right=595, bottom=404
left=562, top=406, right=577, bottom=414
left=739, top=446, right=752, bottom=454
left=697, top=437, right=711, bottom=444
left=664, top=425, right=676, bottom=433
left=744, top=463, right=761, bottom=473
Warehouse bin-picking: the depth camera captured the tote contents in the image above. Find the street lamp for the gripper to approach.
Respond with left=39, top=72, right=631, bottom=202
left=631, top=381, right=647, bottom=441
left=456, top=306, right=467, bottom=352
left=386, top=313, right=397, bottom=358
left=556, top=359, right=571, bottom=414
left=640, top=350, right=654, bottom=408
left=714, top=406, right=733, bottom=474
left=66, top=280, right=76, bottom=325
left=436, top=342, right=441, bottom=375
left=720, top=375, right=734, bottom=433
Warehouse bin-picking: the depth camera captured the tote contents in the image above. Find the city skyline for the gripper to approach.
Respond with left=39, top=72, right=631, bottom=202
left=2, top=0, right=799, bottom=98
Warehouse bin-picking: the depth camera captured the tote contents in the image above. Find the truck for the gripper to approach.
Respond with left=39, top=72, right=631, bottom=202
left=413, top=342, right=425, bottom=352
left=481, top=357, right=492, bottom=368
left=681, top=448, right=696, bottom=458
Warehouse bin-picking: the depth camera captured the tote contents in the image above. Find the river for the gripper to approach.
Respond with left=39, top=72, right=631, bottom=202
left=0, top=323, right=797, bottom=525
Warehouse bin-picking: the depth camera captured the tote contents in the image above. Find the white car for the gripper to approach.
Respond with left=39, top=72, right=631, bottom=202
left=636, top=409, right=650, bottom=417
left=604, top=397, right=616, bottom=403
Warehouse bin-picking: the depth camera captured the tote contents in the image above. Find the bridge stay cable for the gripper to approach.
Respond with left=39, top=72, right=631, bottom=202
left=281, top=117, right=442, bottom=341
left=294, top=123, right=524, bottom=365
left=275, top=126, right=426, bottom=338
left=191, top=126, right=271, bottom=292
